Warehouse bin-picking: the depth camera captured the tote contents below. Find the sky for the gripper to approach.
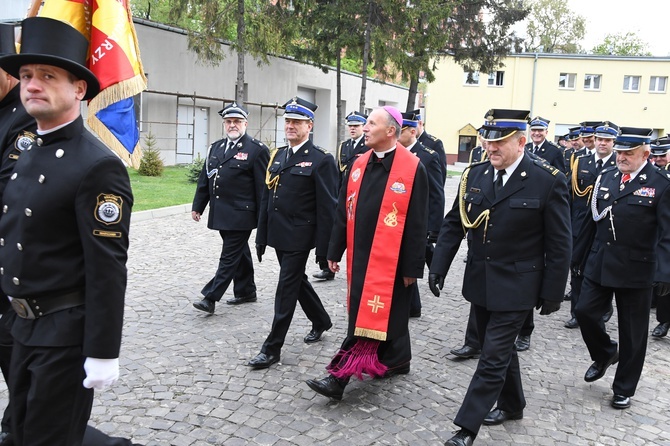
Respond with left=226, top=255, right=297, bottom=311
left=563, top=0, right=670, bottom=56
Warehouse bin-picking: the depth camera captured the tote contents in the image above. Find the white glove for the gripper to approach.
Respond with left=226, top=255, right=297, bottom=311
left=83, top=357, right=119, bottom=390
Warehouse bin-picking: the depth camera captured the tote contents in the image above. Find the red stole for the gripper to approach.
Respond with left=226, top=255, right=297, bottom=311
left=345, top=142, right=420, bottom=341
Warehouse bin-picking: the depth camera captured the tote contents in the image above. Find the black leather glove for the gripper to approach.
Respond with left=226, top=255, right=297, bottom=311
left=256, top=244, right=266, bottom=263
left=536, top=299, right=561, bottom=315
left=316, top=255, right=326, bottom=265
left=427, top=231, right=439, bottom=244
left=428, top=273, right=444, bottom=297
left=654, top=282, right=670, bottom=296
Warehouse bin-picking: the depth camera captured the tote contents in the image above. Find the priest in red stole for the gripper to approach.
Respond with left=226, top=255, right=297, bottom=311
left=305, top=106, right=428, bottom=400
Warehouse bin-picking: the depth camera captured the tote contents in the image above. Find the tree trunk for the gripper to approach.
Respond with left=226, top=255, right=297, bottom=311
left=359, top=1, right=373, bottom=113
left=406, top=72, right=419, bottom=112
left=235, top=0, right=245, bottom=104
left=336, top=51, right=345, bottom=144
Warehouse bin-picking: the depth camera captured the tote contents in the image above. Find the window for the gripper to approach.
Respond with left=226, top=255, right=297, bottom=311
left=649, top=76, right=667, bottom=93
left=488, top=71, right=504, bottom=86
left=623, top=75, right=641, bottom=92
left=559, top=73, right=576, bottom=89
left=584, top=74, right=601, bottom=91
left=463, top=70, right=480, bottom=85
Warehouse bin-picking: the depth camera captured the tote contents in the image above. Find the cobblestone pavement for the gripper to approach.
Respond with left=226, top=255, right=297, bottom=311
left=11, top=174, right=670, bottom=445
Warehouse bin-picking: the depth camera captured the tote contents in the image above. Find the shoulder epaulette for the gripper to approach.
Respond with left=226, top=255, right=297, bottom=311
left=428, top=134, right=438, bottom=141
left=533, top=159, right=560, bottom=176
left=422, top=146, right=436, bottom=155
left=471, top=159, right=491, bottom=169
left=313, top=145, right=329, bottom=154
left=654, top=165, right=670, bottom=181
left=250, top=138, right=268, bottom=149
left=599, top=165, right=618, bottom=176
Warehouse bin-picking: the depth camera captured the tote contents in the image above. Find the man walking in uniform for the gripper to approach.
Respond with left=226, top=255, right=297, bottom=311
left=0, top=17, right=133, bottom=445
left=313, top=111, right=369, bottom=281
left=416, top=111, right=447, bottom=184
left=192, top=103, right=270, bottom=314
left=429, top=109, right=571, bottom=446
left=305, top=106, right=428, bottom=400
left=574, top=127, right=670, bottom=409
left=249, top=97, right=337, bottom=369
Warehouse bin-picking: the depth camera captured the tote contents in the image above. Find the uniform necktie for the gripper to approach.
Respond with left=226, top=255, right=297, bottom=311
left=494, top=169, right=505, bottom=197
left=226, top=140, right=235, bottom=154
left=620, top=173, right=631, bottom=191
left=286, top=147, right=294, bottom=162
left=596, top=159, right=603, bottom=173
left=533, top=146, right=540, bottom=154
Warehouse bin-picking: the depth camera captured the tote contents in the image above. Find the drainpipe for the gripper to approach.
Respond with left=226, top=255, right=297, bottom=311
left=529, top=53, right=538, bottom=116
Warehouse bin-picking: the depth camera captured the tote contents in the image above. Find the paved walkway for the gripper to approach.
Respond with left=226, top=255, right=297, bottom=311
left=9, top=172, right=670, bottom=445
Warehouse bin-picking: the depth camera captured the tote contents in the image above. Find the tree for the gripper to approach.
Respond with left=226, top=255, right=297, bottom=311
left=165, top=0, right=290, bottom=104
left=591, top=32, right=652, bottom=56
left=523, top=0, right=585, bottom=53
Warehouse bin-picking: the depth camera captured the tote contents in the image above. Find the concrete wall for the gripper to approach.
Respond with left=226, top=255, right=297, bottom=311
left=427, top=53, right=670, bottom=164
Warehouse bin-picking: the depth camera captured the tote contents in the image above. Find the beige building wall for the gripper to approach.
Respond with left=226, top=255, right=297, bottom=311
left=426, top=54, right=670, bottom=165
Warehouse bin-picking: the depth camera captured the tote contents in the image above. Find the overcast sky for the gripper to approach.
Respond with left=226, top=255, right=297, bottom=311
left=563, top=0, right=669, bottom=56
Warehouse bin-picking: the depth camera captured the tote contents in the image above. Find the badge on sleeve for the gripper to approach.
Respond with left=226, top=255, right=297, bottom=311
left=95, top=194, right=123, bottom=225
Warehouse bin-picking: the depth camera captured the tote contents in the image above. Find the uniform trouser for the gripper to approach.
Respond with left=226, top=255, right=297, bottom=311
left=454, top=305, right=529, bottom=435
left=0, top=309, right=13, bottom=433
left=569, top=273, right=584, bottom=317
left=575, top=277, right=652, bottom=397
left=463, top=304, right=481, bottom=350
left=656, top=290, right=670, bottom=323
left=83, top=426, right=134, bottom=446
left=518, top=311, right=534, bottom=337
left=201, top=230, right=255, bottom=301
left=261, top=250, right=331, bottom=357
left=10, top=341, right=93, bottom=446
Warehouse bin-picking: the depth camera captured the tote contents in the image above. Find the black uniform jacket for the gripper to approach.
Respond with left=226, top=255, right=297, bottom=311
left=570, top=153, right=616, bottom=242
left=579, top=163, right=670, bottom=288
left=257, top=141, right=338, bottom=256
left=525, top=139, right=566, bottom=173
left=0, top=117, right=132, bottom=358
left=418, top=131, right=447, bottom=184
left=0, top=85, right=36, bottom=202
left=192, top=133, right=270, bottom=231
left=409, top=141, right=445, bottom=234
left=327, top=149, right=428, bottom=339
left=431, top=154, right=572, bottom=311
left=337, top=137, right=369, bottom=183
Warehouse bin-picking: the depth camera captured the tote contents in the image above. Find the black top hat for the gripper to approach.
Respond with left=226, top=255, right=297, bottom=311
left=479, top=109, right=530, bottom=141
left=0, top=24, right=16, bottom=57
left=282, top=96, right=317, bottom=120
left=0, top=17, right=100, bottom=100
left=218, top=102, right=248, bottom=120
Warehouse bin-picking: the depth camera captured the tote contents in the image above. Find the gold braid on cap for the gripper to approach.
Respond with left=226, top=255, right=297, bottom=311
left=570, top=156, right=593, bottom=201
left=265, top=148, right=280, bottom=191
left=458, top=165, right=490, bottom=243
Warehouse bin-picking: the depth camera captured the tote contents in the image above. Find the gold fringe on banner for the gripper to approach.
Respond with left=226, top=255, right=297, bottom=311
left=87, top=74, right=146, bottom=169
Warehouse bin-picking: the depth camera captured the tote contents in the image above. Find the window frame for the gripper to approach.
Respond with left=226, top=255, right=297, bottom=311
left=583, top=74, right=602, bottom=91
left=623, top=75, right=641, bottom=93
left=559, top=72, right=576, bottom=90
left=463, top=70, right=480, bottom=86
left=649, top=76, right=667, bottom=93
left=487, top=71, right=505, bottom=87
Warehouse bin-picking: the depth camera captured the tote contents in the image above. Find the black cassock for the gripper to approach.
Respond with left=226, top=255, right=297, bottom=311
left=327, top=149, right=428, bottom=371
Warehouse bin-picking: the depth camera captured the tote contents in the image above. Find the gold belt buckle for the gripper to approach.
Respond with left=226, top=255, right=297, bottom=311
left=11, top=298, right=36, bottom=319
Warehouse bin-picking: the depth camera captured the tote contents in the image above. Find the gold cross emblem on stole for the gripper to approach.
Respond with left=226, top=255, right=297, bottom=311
left=367, top=295, right=385, bottom=313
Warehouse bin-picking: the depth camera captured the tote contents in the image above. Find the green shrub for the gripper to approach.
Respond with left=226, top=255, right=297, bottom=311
left=187, top=154, right=204, bottom=183
left=138, top=132, right=164, bottom=177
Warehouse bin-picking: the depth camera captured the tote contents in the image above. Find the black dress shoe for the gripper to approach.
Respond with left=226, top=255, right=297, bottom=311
left=564, top=317, right=579, bottom=329
left=652, top=321, right=670, bottom=337
left=0, top=432, right=13, bottom=446
left=226, top=292, right=257, bottom=305
left=444, top=429, right=475, bottom=446
left=304, top=323, right=332, bottom=343
left=450, top=345, right=480, bottom=359
left=305, top=375, right=348, bottom=400
left=564, top=291, right=572, bottom=301
left=514, top=335, right=530, bottom=352
left=193, top=298, right=215, bottom=314
left=483, top=408, right=523, bottom=425
left=611, top=394, right=631, bottom=409
left=380, top=364, right=410, bottom=378
left=247, top=352, right=279, bottom=369
left=584, top=351, right=619, bottom=382
left=312, top=269, right=335, bottom=280
left=602, top=305, right=614, bottom=322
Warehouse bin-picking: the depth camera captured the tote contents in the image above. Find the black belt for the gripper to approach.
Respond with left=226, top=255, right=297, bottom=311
left=11, top=290, right=85, bottom=320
